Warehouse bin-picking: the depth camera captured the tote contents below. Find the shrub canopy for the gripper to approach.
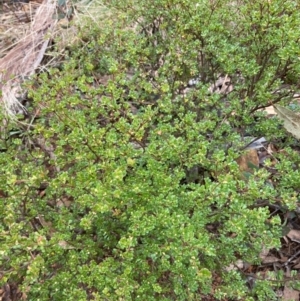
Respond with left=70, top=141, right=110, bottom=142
left=1, top=0, right=300, bottom=300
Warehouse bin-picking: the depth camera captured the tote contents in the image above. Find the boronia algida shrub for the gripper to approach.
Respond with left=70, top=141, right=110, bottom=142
left=1, top=0, right=300, bottom=300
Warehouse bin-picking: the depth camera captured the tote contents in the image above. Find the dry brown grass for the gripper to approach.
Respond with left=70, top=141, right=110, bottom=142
left=0, top=0, right=116, bottom=117
left=0, top=0, right=58, bottom=116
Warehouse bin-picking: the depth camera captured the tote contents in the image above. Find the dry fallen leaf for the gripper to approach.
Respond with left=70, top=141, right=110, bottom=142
left=292, top=262, right=300, bottom=269
left=259, top=246, right=270, bottom=262
left=58, top=240, right=77, bottom=250
left=283, top=284, right=299, bottom=301
left=56, top=197, right=72, bottom=208
left=236, top=149, right=259, bottom=175
left=225, top=260, right=244, bottom=271
left=274, top=105, right=300, bottom=140
left=264, top=105, right=276, bottom=115
left=287, top=229, right=300, bottom=243
left=261, top=255, right=280, bottom=264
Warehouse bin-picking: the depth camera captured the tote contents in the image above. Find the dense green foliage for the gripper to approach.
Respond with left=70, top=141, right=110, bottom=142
left=1, top=0, right=300, bottom=299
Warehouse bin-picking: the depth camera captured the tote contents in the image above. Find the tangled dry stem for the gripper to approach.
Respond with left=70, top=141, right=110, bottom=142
left=0, top=0, right=57, bottom=117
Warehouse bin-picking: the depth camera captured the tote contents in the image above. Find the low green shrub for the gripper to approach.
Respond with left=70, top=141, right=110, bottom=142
left=1, top=0, right=300, bottom=299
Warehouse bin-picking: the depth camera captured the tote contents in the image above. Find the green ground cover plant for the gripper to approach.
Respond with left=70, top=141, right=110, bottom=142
left=1, top=0, right=300, bottom=299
